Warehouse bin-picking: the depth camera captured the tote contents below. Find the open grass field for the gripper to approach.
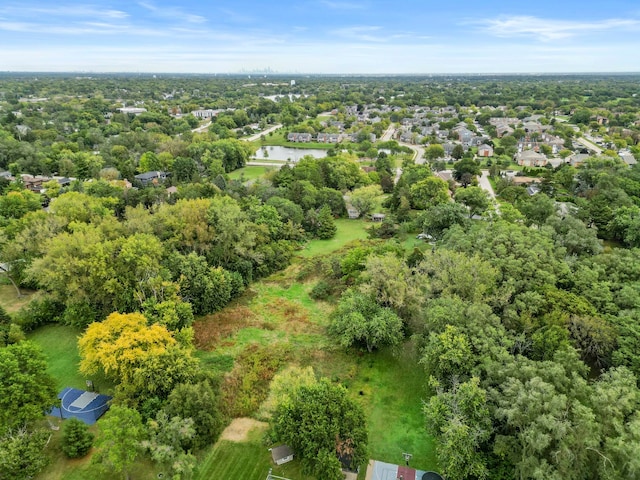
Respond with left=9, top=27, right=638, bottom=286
left=228, top=165, right=278, bottom=181
left=191, top=214, right=438, bottom=474
left=0, top=283, right=36, bottom=313
left=298, top=218, right=370, bottom=258
left=346, top=348, right=438, bottom=470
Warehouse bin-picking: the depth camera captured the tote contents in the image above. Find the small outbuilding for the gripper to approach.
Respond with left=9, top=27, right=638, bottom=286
left=271, top=445, right=294, bottom=465
left=370, top=213, right=386, bottom=222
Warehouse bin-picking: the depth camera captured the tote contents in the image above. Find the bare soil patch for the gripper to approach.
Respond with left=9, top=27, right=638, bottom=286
left=220, top=418, right=268, bottom=442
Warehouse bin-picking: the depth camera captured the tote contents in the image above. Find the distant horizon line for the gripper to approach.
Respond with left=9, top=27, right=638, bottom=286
left=1, top=71, right=640, bottom=77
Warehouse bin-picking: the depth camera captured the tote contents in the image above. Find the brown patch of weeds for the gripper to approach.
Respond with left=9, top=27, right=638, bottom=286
left=261, top=298, right=322, bottom=334
left=194, top=306, right=259, bottom=351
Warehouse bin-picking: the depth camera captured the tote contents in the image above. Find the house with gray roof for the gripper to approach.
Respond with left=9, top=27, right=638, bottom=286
left=478, top=144, right=494, bottom=157
left=135, top=171, right=168, bottom=186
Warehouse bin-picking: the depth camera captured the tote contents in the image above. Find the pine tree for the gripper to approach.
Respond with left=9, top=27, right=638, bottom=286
left=316, top=205, right=337, bottom=239
left=61, top=418, right=94, bottom=458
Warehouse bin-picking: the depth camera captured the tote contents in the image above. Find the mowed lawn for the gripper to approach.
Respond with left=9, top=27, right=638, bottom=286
left=196, top=440, right=312, bottom=480
left=28, top=324, right=115, bottom=393
left=349, top=348, right=438, bottom=471
left=228, top=165, right=278, bottom=181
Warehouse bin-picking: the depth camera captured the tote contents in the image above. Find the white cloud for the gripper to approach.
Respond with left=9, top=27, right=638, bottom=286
left=0, top=5, right=129, bottom=20
left=137, top=1, right=207, bottom=24
left=473, top=15, right=640, bottom=41
left=330, top=25, right=385, bottom=42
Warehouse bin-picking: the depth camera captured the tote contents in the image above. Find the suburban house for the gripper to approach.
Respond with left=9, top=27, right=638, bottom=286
left=316, top=133, right=340, bottom=143
left=366, top=460, right=443, bottom=480
left=117, top=107, right=147, bottom=115
left=526, top=184, right=541, bottom=196
left=270, top=445, right=294, bottom=466
left=567, top=153, right=590, bottom=167
left=191, top=109, right=219, bottom=119
left=515, top=150, right=548, bottom=167
left=478, top=144, right=494, bottom=157
left=496, top=124, right=514, bottom=137
left=287, top=133, right=312, bottom=143
left=456, top=128, right=474, bottom=145
left=442, top=143, right=456, bottom=156
left=135, top=171, right=168, bottom=186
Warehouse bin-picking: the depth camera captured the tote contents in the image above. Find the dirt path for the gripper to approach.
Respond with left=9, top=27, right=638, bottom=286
left=219, top=418, right=268, bottom=442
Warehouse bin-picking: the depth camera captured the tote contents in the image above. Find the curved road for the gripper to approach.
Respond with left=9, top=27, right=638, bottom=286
left=242, top=124, right=283, bottom=142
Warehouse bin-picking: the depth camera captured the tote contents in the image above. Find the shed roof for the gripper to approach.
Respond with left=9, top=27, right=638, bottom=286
left=271, top=445, right=294, bottom=462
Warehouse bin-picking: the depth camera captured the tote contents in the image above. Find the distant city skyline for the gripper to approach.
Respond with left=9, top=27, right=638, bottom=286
left=1, top=0, right=639, bottom=73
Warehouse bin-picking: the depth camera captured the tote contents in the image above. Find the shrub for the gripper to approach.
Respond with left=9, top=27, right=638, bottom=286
left=13, top=296, right=64, bottom=332
left=310, top=280, right=332, bottom=300
left=61, top=418, right=94, bottom=458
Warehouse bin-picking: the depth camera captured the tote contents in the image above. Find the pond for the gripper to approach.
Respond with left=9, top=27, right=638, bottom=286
left=253, top=146, right=328, bottom=162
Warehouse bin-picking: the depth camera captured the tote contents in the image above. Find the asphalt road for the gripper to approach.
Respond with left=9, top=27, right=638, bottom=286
left=574, top=136, right=603, bottom=155
left=380, top=125, right=395, bottom=142
left=242, top=124, right=283, bottom=142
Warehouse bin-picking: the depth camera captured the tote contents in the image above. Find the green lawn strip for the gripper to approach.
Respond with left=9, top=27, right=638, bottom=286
left=352, top=349, right=437, bottom=471
left=228, top=165, right=277, bottom=181
left=195, top=440, right=313, bottom=480
left=28, top=324, right=115, bottom=393
left=298, top=219, right=370, bottom=258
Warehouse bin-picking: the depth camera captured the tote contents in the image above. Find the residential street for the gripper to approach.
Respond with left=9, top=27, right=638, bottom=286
left=242, top=124, right=283, bottom=142
left=380, top=124, right=395, bottom=142
left=480, top=170, right=500, bottom=215
left=479, top=170, right=496, bottom=200
left=574, top=136, right=603, bottom=155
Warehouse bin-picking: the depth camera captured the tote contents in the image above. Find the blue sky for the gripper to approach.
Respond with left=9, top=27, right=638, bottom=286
left=1, top=0, right=639, bottom=73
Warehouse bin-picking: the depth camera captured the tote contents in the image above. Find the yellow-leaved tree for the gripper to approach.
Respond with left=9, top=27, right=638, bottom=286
left=78, top=312, right=198, bottom=402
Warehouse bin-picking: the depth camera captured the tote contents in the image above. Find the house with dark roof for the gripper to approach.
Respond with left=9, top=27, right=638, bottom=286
left=135, top=171, right=168, bottom=186
left=317, top=133, right=340, bottom=143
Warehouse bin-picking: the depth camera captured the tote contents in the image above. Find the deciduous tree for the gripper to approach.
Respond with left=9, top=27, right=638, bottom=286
left=329, top=289, right=403, bottom=352
left=0, top=342, right=57, bottom=434
left=93, top=406, right=144, bottom=480
left=273, top=379, right=368, bottom=477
